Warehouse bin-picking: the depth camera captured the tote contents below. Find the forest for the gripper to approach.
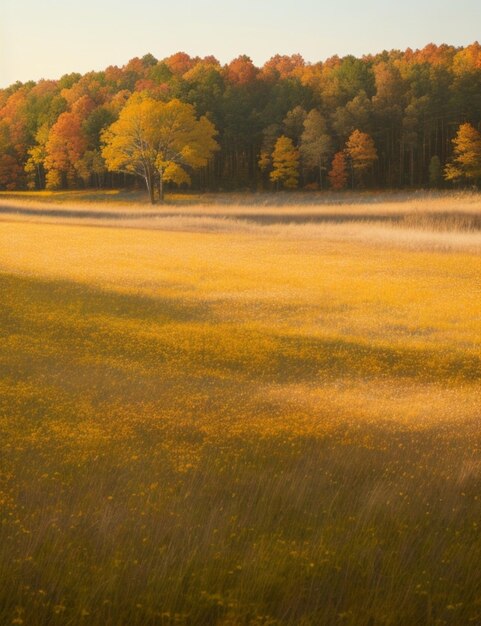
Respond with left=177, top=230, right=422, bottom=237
left=1, top=43, right=481, bottom=194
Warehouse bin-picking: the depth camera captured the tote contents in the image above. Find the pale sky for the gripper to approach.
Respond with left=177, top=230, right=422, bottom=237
left=2, top=0, right=480, bottom=87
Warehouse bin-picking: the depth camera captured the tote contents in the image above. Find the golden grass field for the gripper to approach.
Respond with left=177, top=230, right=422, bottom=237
left=0, top=190, right=480, bottom=625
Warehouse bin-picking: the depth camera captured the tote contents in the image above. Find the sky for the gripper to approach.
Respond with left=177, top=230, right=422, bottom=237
left=2, top=0, right=481, bottom=87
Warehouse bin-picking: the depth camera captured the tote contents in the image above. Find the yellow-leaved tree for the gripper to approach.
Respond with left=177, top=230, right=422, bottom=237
left=444, top=122, right=481, bottom=185
left=269, top=135, right=299, bottom=189
left=102, top=95, right=218, bottom=203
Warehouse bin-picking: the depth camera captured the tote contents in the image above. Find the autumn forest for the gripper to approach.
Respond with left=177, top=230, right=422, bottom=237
left=2, top=43, right=481, bottom=197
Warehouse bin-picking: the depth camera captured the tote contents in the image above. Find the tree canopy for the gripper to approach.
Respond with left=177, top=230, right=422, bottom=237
left=328, top=151, right=348, bottom=190
left=1, top=44, right=481, bottom=194
left=101, top=95, right=218, bottom=202
left=346, top=129, right=378, bottom=187
left=270, top=135, right=299, bottom=189
left=300, top=109, right=332, bottom=189
left=444, top=123, right=481, bottom=184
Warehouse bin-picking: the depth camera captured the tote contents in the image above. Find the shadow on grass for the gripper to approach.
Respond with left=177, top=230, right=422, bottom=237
left=2, top=272, right=481, bottom=626
left=0, top=272, right=208, bottom=324
left=1, top=273, right=478, bottom=389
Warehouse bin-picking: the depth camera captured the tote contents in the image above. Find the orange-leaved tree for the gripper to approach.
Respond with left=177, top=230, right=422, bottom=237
left=444, top=123, right=481, bottom=184
left=269, top=135, right=299, bottom=189
left=0, top=121, right=24, bottom=190
left=328, top=151, right=348, bottom=190
left=345, top=129, right=377, bottom=187
left=102, top=95, right=218, bottom=203
left=44, top=112, right=87, bottom=189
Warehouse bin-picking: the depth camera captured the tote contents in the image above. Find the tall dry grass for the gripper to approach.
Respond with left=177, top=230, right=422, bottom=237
left=1, top=189, right=481, bottom=253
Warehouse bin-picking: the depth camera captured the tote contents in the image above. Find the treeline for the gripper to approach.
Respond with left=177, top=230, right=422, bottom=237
left=1, top=43, right=481, bottom=193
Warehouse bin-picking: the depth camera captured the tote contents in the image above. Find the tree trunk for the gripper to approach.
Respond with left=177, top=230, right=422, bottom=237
left=410, top=147, right=414, bottom=187
left=145, top=175, right=155, bottom=204
left=158, top=168, right=164, bottom=203
left=399, top=141, right=404, bottom=187
left=36, top=163, right=43, bottom=189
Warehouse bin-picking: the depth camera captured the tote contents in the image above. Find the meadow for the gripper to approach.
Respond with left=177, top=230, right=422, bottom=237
left=0, top=190, right=480, bottom=625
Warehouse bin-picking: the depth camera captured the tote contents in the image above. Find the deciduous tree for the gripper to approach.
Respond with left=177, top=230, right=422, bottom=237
left=444, top=123, right=481, bottom=184
left=269, top=135, right=299, bottom=189
left=283, top=106, right=306, bottom=145
left=345, top=129, right=378, bottom=187
left=76, top=150, right=106, bottom=187
left=328, top=151, right=348, bottom=190
left=300, top=109, right=332, bottom=189
left=0, top=153, right=23, bottom=189
left=332, top=91, right=372, bottom=140
left=258, top=124, right=280, bottom=188
left=101, top=95, right=218, bottom=203
left=44, top=111, right=86, bottom=188
left=225, top=55, right=258, bottom=85
left=24, top=122, right=50, bottom=188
